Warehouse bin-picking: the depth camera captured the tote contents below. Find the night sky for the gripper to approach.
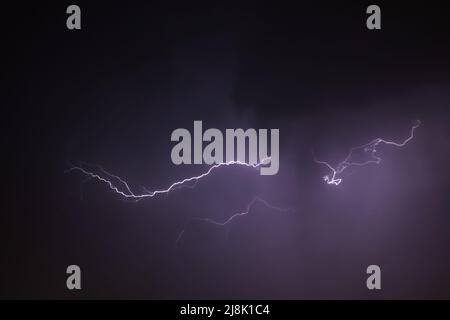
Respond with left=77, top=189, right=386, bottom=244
left=2, top=1, right=450, bottom=299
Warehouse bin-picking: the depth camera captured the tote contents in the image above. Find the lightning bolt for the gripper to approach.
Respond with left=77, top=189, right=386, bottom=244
left=175, top=196, right=294, bottom=246
left=67, top=158, right=271, bottom=201
left=314, top=120, right=421, bottom=186
left=68, top=157, right=292, bottom=243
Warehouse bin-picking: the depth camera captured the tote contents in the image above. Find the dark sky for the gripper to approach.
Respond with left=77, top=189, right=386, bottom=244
left=2, top=1, right=450, bottom=299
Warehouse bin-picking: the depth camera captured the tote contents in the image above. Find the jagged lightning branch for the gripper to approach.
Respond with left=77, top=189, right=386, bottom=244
left=314, top=120, right=421, bottom=186
left=175, top=196, right=294, bottom=246
left=68, top=157, right=292, bottom=242
left=67, top=158, right=271, bottom=201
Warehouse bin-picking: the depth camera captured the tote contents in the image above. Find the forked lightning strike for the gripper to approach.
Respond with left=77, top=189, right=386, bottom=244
left=314, top=120, right=421, bottom=186
left=67, top=158, right=271, bottom=201
left=68, top=121, right=420, bottom=245
left=68, top=157, right=291, bottom=243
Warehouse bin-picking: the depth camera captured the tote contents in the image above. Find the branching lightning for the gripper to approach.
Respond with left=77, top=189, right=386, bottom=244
left=68, top=157, right=291, bottom=243
left=67, top=158, right=271, bottom=201
left=68, top=121, right=420, bottom=246
left=314, top=120, right=421, bottom=186
left=175, top=196, right=294, bottom=246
